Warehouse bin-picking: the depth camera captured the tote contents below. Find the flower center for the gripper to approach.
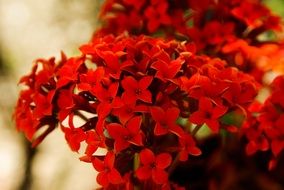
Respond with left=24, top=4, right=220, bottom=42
left=123, top=135, right=132, bottom=141
left=107, top=96, right=113, bottom=103
left=135, top=88, right=142, bottom=95
left=160, top=121, right=168, bottom=128
left=125, top=107, right=133, bottom=114
left=150, top=162, right=156, bottom=169
left=205, top=111, right=211, bottom=119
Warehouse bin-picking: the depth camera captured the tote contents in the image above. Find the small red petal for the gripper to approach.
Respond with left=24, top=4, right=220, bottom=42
left=268, top=159, right=277, bottom=171
left=169, top=125, right=184, bottom=137
left=140, top=148, right=155, bottom=165
left=139, top=76, right=153, bottom=89
left=212, top=106, right=227, bottom=118
left=97, top=171, right=109, bottom=187
left=151, top=106, right=165, bottom=123
left=107, top=123, right=126, bottom=139
left=108, top=83, right=119, bottom=98
left=188, top=147, right=202, bottom=156
left=179, top=151, right=188, bottom=161
left=271, top=140, right=283, bottom=157
left=138, top=90, right=152, bottom=103
left=122, top=76, right=138, bottom=91
left=189, top=111, right=205, bottom=125
left=199, top=97, right=213, bottom=111
left=136, top=166, right=152, bottom=180
left=165, top=107, right=180, bottom=124
left=122, top=92, right=137, bottom=104
left=246, top=141, right=257, bottom=155
left=156, top=153, right=172, bottom=169
left=205, top=119, right=220, bottom=133
left=108, top=169, right=123, bottom=184
left=92, top=157, right=104, bottom=172
left=126, top=116, right=142, bottom=134
left=129, top=134, right=143, bottom=146
left=152, top=168, right=168, bottom=184
left=115, top=139, right=130, bottom=152
left=105, top=152, right=115, bottom=169
left=147, top=18, right=159, bottom=33
left=154, top=123, right=168, bottom=136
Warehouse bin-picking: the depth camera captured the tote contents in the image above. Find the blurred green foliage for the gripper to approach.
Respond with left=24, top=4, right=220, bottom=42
left=264, top=0, right=284, bottom=17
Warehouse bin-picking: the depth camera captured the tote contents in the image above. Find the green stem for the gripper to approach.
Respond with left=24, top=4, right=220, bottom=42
left=19, top=138, right=37, bottom=190
left=134, top=153, right=140, bottom=190
left=168, top=153, right=180, bottom=175
left=191, top=124, right=203, bottom=136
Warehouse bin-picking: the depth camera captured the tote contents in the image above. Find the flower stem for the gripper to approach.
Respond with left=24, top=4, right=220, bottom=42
left=168, top=153, right=180, bottom=175
left=134, top=153, right=140, bottom=190
left=191, top=124, right=203, bottom=136
left=74, top=110, right=89, bottom=122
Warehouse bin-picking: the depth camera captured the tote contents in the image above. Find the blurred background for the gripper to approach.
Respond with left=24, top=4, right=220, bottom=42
left=0, top=0, right=283, bottom=190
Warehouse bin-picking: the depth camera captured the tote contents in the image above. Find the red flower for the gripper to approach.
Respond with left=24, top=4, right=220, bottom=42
left=57, top=57, right=84, bottom=88
left=189, top=97, right=227, bottom=133
left=271, top=75, right=284, bottom=91
left=181, top=72, right=227, bottom=102
left=123, top=0, right=146, bottom=10
left=263, top=111, right=284, bottom=157
left=178, top=134, right=202, bottom=161
left=92, top=152, right=123, bottom=187
left=78, top=67, right=105, bottom=94
left=19, top=58, right=56, bottom=88
left=136, top=148, right=172, bottom=184
left=14, top=57, right=58, bottom=144
left=180, top=73, right=211, bottom=93
left=150, top=106, right=184, bottom=137
left=242, top=75, right=284, bottom=161
left=231, top=1, right=270, bottom=28
left=245, top=127, right=269, bottom=155
left=96, top=82, right=122, bottom=117
left=112, top=96, right=148, bottom=125
left=151, top=51, right=183, bottom=82
left=57, top=88, right=75, bottom=121
left=107, top=116, right=144, bottom=152
left=121, top=76, right=153, bottom=104
left=202, top=21, right=235, bottom=46
left=61, top=127, right=86, bottom=152
left=271, top=139, right=284, bottom=158
left=96, top=50, right=133, bottom=79
left=85, top=130, right=105, bottom=157
left=271, top=75, right=284, bottom=107
left=222, top=80, right=257, bottom=107
left=33, top=92, right=54, bottom=119
left=16, top=30, right=280, bottom=188
left=144, top=0, right=171, bottom=32
left=14, top=91, right=38, bottom=140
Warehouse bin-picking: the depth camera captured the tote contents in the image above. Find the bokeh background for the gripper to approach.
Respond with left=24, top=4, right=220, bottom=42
left=0, top=0, right=283, bottom=190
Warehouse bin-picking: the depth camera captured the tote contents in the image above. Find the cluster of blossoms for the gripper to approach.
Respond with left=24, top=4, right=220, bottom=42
left=14, top=0, right=284, bottom=189
left=242, top=75, right=284, bottom=170
left=14, top=34, right=258, bottom=189
left=98, top=0, right=284, bottom=80
left=99, top=0, right=281, bottom=35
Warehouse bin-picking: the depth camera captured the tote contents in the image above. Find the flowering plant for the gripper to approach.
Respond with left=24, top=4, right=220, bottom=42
left=14, top=0, right=284, bottom=189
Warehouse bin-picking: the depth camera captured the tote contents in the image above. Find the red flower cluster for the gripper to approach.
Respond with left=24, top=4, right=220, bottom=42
left=14, top=0, right=284, bottom=189
left=99, top=0, right=282, bottom=36
left=242, top=75, right=284, bottom=170
left=14, top=57, right=60, bottom=146
left=15, top=34, right=259, bottom=189
left=98, top=0, right=284, bottom=79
